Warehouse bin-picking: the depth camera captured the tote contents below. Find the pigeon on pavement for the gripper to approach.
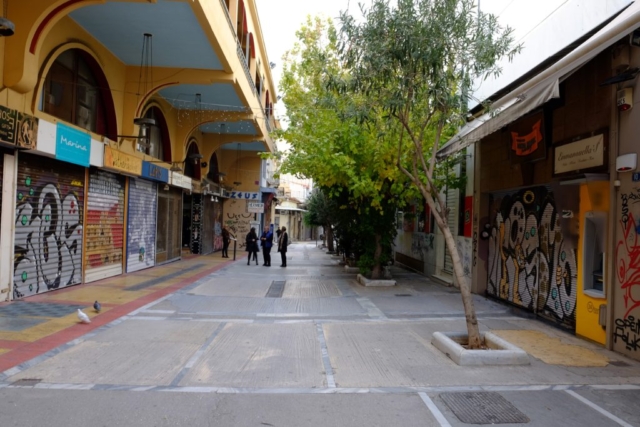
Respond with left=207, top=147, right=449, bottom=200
left=77, top=309, right=91, bottom=324
left=93, top=301, right=101, bottom=313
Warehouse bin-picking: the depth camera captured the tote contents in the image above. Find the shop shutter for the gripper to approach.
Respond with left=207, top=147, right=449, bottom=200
left=84, top=170, right=125, bottom=282
left=443, top=186, right=459, bottom=274
left=156, top=187, right=182, bottom=264
left=13, top=153, right=85, bottom=299
left=126, top=178, right=157, bottom=272
left=213, top=200, right=223, bottom=251
left=201, top=196, right=215, bottom=254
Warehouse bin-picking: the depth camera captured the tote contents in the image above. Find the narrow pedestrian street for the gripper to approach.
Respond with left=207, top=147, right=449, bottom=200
left=0, top=242, right=639, bottom=426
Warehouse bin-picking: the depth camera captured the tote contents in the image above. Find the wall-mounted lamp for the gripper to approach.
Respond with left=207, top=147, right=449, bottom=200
left=152, top=153, right=203, bottom=173
left=0, top=1, right=15, bottom=37
left=211, top=196, right=219, bottom=202
left=616, top=153, right=637, bottom=172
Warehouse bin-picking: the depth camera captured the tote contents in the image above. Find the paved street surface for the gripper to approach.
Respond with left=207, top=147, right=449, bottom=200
left=1, top=243, right=640, bottom=426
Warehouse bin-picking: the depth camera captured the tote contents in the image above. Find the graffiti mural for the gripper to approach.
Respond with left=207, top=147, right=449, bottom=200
left=126, top=179, right=156, bottom=272
left=224, top=200, right=253, bottom=249
left=615, top=190, right=640, bottom=352
left=411, top=233, right=434, bottom=260
left=191, top=194, right=202, bottom=254
left=487, top=187, right=577, bottom=326
left=457, top=237, right=473, bottom=278
left=14, top=178, right=83, bottom=298
left=214, top=201, right=223, bottom=251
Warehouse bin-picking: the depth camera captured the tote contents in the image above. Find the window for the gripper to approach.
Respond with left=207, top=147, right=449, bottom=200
left=42, top=49, right=110, bottom=136
left=183, top=140, right=201, bottom=181
left=139, top=107, right=170, bottom=161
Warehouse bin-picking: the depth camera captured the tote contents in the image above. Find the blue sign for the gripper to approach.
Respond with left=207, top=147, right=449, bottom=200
left=141, top=161, right=169, bottom=183
left=633, top=172, right=640, bottom=182
left=228, top=191, right=259, bottom=200
left=55, top=123, right=90, bottom=167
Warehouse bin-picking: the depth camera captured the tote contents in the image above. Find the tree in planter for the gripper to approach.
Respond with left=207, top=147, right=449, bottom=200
left=304, top=188, right=337, bottom=252
left=337, top=0, right=520, bottom=348
left=274, top=16, right=413, bottom=279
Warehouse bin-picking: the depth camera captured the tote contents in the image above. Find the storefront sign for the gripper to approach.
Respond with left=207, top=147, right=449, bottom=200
left=554, top=134, right=605, bottom=175
left=228, top=191, right=260, bottom=200
left=141, top=161, right=169, bottom=183
left=56, top=122, right=90, bottom=167
left=104, top=146, right=142, bottom=175
left=171, top=172, right=193, bottom=190
left=508, top=110, right=546, bottom=163
left=0, top=105, right=38, bottom=149
left=247, top=202, right=264, bottom=213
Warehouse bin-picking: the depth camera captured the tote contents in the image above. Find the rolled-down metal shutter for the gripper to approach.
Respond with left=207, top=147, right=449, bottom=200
left=213, top=200, right=223, bottom=251
left=13, top=153, right=85, bottom=299
left=84, top=170, right=125, bottom=282
left=443, top=186, right=459, bottom=274
left=190, top=194, right=202, bottom=254
left=201, top=196, right=214, bottom=254
left=126, top=178, right=157, bottom=272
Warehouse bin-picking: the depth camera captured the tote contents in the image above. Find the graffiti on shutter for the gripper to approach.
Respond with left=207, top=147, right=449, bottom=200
left=201, top=197, right=214, bottom=254
left=85, top=170, right=125, bottom=282
left=191, top=194, right=202, bottom=254
left=213, top=201, right=223, bottom=251
left=487, top=186, right=577, bottom=329
left=13, top=154, right=84, bottom=299
left=126, top=178, right=157, bottom=272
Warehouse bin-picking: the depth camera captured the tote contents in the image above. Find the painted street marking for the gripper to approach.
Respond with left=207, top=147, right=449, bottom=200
left=565, top=390, right=634, bottom=427
left=356, top=297, right=388, bottom=320
left=418, top=392, right=451, bottom=427
left=315, top=323, right=336, bottom=388
left=140, top=310, right=176, bottom=314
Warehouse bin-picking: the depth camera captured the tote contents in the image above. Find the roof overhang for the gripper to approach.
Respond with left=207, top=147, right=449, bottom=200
left=437, top=2, right=640, bottom=159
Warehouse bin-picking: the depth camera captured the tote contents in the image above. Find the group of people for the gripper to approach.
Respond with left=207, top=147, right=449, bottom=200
left=220, top=225, right=289, bottom=267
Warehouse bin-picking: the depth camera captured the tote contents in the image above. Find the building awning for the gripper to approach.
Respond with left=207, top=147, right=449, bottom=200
left=437, top=2, right=640, bottom=159
left=276, top=206, right=307, bottom=212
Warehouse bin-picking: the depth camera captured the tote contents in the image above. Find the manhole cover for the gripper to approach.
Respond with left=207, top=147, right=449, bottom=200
left=266, top=281, right=286, bottom=298
left=440, top=392, right=529, bottom=424
left=11, top=378, right=42, bottom=387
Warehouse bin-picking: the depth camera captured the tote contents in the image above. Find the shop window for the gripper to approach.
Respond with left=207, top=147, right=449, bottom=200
left=184, top=140, right=201, bottom=181
left=207, top=152, right=221, bottom=183
left=42, top=49, right=113, bottom=138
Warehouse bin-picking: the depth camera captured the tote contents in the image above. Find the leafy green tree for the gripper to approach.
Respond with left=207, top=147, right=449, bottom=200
left=304, top=188, right=337, bottom=251
left=337, top=0, right=520, bottom=347
left=276, top=16, right=412, bottom=279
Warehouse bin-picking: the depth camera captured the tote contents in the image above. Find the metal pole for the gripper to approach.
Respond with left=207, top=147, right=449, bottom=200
left=233, top=239, right=237, bottom=260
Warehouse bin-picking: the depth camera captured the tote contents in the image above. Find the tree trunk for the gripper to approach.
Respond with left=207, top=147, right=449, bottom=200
left=326, top=224, right=335, bottom=252
left=439, top=215, right=482, bottom=348
left=370, top=233, right=383, bottom=280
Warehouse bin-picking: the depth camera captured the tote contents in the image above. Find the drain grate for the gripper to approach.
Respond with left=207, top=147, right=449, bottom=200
left=0, top=302, right=86, bottom=318
left=395, top=294, right=412, bottom=297
left=440, top=392, right=529, bottom=424
left=11, top=378, right=42, bottom=387
left=266, top=281, right=286, bottom=298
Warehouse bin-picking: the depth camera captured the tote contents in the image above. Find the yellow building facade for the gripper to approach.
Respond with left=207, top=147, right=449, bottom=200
left=0, top=0, right=278, bottom=300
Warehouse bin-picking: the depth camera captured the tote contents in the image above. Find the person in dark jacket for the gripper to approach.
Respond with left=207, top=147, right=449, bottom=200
left=277, top=226, right=288, bottom=267
left=245, top=227, right=259, bottom=265
left=221, top=226, right=231, bottom=258
left=260, top=226, right=273, bottom=266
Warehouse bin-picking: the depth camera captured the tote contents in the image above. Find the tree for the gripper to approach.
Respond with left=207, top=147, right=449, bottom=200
left=276, top=16, right=413, bottom=279
left=337, top=0, right=520, bottom=348
left=304, top=188, right=337, bottom=251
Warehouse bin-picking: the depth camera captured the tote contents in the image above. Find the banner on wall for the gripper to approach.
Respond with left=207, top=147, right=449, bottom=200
left=104, top=146, right=142, bottom=176
left=0, top=105, right=38, bottom=149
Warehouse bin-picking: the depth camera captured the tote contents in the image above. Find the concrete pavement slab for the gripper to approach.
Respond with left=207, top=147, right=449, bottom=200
left=0, top=389, right=441, bottom=427
left=181, top=322, right=325, bottom=388
left=573, top=387, right=640, bottom=426
left=188, top=277, right=273, bottom=297
left=89, top=319, right=221, bottom=344
left=9, top=340, right=200, bottom=385
left=282, top=280, right=342, bottom=298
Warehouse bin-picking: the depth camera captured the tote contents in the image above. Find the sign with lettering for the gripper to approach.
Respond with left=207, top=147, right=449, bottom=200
left=633, top=173, right=640, bottom=182
left=228, top=191, right=260, bottom=200
left=171, top=172, right=193, bottom=190
left=56, top=122, right=90, bottom=167
left=247, top=202, right=264, bottom=213
left=554, top=134, right=605, bottom=175
left=141, top=161, right=169, bottom=183
left=0, top=105, right=38, bottom=149
left=104, top=146, right=142, bottom=175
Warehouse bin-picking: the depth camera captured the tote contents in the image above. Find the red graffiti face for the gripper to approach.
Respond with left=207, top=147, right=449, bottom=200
left=617, top=213, right=640, bottom=317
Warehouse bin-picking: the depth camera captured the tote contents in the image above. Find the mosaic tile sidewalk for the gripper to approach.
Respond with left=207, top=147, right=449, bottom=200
left=0, top=253, right=236, bottom=373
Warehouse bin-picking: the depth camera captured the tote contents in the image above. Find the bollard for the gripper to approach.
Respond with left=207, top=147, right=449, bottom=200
left=233, top=239, right=237, bottom=260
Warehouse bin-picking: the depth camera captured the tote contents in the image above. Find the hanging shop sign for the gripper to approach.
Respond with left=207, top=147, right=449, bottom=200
left=0, top=105, right=38, bottom=149
left=171, top=171, right=193, bottom=190
left=56, top=122, right=90, bottom=167
left=103, top=146, right=142, bottom=176
left=554, top=133, right=606, bottom=175
left=247, top=202, right=264, bottom=213
left=141, top=161, right=169, bottom=183
left=508, top=110, right=546, bottom=163
left=228, top=191, right=260, bottom=200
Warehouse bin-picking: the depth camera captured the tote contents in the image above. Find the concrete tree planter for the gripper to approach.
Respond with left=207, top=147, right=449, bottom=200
left=344, top=265, right=359, bottom=273
left=432, top=331, right=529, bottom=366
left=356, top=274, right=396, bottom=287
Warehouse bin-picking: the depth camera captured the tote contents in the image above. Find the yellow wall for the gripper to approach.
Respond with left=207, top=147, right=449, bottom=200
left=575, top=181, right=609, bottom=345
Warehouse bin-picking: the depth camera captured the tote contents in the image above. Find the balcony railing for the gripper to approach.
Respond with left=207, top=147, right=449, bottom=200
left=220, top=0, right=257, bottom=97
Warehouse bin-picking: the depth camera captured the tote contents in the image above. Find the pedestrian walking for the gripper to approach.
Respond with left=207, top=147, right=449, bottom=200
left=277, top=226, right=288, bottom=267
left=260, top=226, right=273, bottom=266
left=245, top=227, right=259, bottom=265
left=221, top=226, right=231, bottom=258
